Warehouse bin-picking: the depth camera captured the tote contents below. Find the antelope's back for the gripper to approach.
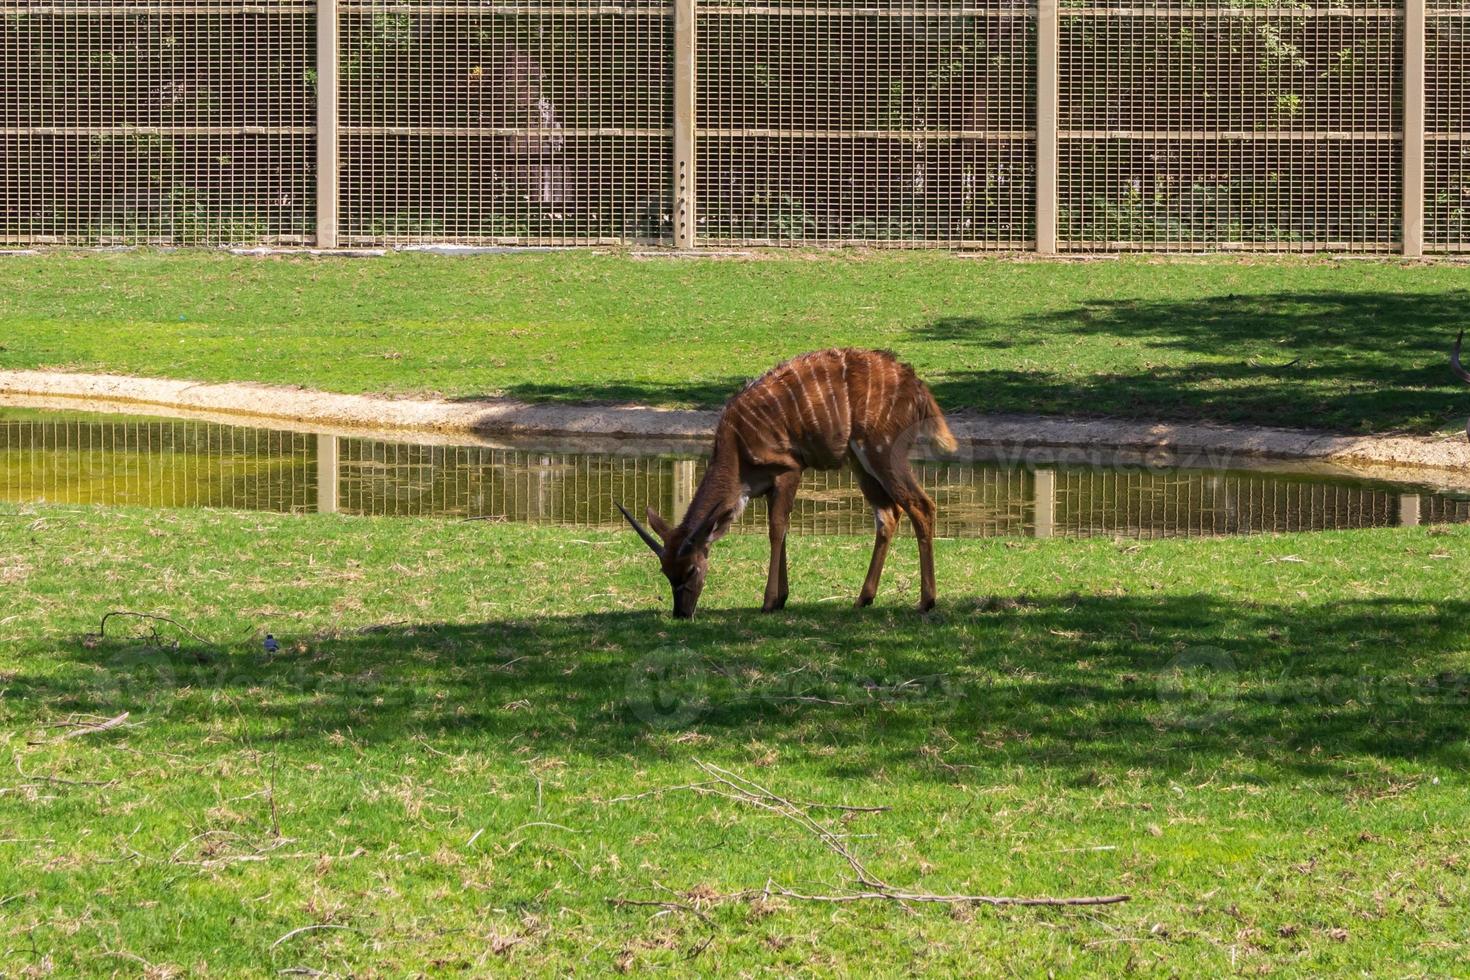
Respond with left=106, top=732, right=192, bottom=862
left=723, top=348, right=857, bottom=469
left=840, top=348, right=932, bottom=440
left=724, top=348, right=933, bottom=469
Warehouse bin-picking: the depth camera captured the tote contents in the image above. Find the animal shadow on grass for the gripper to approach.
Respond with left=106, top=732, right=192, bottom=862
left=31, top=593, right=1470, bottom=785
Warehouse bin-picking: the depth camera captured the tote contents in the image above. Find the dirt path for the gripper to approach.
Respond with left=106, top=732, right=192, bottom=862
left=3, top=368, right=1467, bottom=489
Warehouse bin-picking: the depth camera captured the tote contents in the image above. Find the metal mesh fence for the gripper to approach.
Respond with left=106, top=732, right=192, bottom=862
left=1426, top=0, right=1470, bottom=249
left=695, top=1, right=1035, bottom=246
left=2, top=0, right=1462, bottom=251
left=337, top=0, right=672, bottom=244
left=1057, top=2, right=1402, bottom=251
left=1, top=0, right=316, bottom=245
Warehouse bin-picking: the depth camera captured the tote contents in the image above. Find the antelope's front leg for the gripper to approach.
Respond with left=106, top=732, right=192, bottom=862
left=762, top=471, right=800, bottom=612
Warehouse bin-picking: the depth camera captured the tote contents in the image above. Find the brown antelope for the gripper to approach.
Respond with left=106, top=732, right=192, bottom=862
left=617, top=348, right=957, bottom=618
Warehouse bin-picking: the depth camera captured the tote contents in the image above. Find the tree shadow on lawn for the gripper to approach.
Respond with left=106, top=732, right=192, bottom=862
left=441, top=290, right=1469, bottom=435
left=918, top=290, right=1470, bottom=434
left=32, top=592, right=1470, bottom=785
left=447, top=377, right=751, bottom=411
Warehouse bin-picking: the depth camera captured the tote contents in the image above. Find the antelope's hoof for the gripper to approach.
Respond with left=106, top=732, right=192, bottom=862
left=854, top=594, right=875, bottom=609
left=916, top=598, right=936, bottom=613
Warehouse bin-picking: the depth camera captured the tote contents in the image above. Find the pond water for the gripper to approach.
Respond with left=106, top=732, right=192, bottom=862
left=3, top=407, right=1468, bottom=539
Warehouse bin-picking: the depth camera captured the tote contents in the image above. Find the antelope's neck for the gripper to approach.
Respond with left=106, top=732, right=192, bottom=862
left=679, top=431, right=749, bottom=539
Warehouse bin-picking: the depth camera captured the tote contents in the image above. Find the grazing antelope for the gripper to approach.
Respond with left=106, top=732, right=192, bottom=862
left=1454, top=330, right=1470, bottom=439
left=617, top=349, right=957, bottom=618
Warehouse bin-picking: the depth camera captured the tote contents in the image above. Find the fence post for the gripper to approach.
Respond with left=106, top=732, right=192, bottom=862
left=1035, top=0, right=1058, bottom=254
left=316, top=434, right=340, bottom=514
left=1398, top=494, right=1422, bottom=527
left=673, top=0, right=697, bottom=249
left=1033, top=468, right=1056, bottom=538
left=672, top=459, right=696, bottom=521
left=1403, top=0, right=1426, bottom=257
left=316, top=0, right=340, bottom=248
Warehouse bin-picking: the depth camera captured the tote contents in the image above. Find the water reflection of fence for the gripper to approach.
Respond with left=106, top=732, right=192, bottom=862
left=147, top=431, right=1470, bottom=538
left=336, top=438, right=678, bottom=525
left=1048, top=469, right=1403, bottom=539
left=3, top=415, right=1467, bottom=539
left=0, top=415, right=316, bottom=511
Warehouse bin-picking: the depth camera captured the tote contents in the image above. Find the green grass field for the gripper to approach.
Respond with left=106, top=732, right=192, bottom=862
left=3, top=250, right=1470, bottom=434
left=2, top=503, right=1467, bottom=975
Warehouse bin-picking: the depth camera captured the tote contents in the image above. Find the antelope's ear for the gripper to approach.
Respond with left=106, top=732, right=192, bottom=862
left=677, top=509, right=719, bottom=557
left=645, top=507, right=673, bottom=543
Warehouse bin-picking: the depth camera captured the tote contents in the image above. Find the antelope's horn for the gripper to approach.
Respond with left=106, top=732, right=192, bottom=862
left=1453, top=330, right=1470, bottom=385
left=616, top=502, right=664, bottom=557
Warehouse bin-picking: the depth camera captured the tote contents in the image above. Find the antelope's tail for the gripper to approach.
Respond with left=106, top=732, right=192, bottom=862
left=915, top=380, right=958, bottom=454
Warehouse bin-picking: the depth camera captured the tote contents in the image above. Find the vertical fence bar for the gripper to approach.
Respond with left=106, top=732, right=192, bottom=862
left=673, top=0, right=697, bottom=249
left=1403, top=0, right=1426, bottom=257
left=1033, top=468, right=1056, bottom=538
left=316, top=0, right=340, bottom=248
left=1035, top=0, right=1058, bottom=254
left=316, top=434, right=340, bottom=513
left=1398, top=493, right=1421, bottom=527
left=672, top=459, right=696, bottom=521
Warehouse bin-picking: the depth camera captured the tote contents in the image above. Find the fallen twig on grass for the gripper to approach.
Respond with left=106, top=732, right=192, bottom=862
left=27, top=712, right=137, bottom=745
left=88, top=610, right=219, bottom=650
left=13, top=757, right=115, bottom=788
left=692, top=759, right=886, bottom=888
left=607, top=897, right=715, bottom=959
left=269, top=924, right=357, bottom=951
left=603, top=778, right=889, bottom=813
left=762, top=885, right=1130, bottom=907
left=59, top=711, right=130, bottom=740
left=507, top=821, right=582, bottom=836
left=614, top=760, right=1130, bottom=911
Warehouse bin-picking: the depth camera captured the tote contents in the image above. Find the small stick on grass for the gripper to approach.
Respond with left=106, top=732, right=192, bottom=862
left=269, top=924, right=356, bottom=951
left=93, top=610, right=217, bottom=648
left=693, top=759, right=887, bottom=889
left=13, top=757, right=114, bottom=788
left=604, top=780, right=889, bottom=813
left=765, top=887, right=1131, bottom=907
left=59, top=712, right=130, bottom=740
left=607, top=898, right=715, bottom=959
left=638, top=760, right=1134, bottom=911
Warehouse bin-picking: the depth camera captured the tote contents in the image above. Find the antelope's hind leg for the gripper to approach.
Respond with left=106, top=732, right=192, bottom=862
left=888, top=465, right=939, bottom=612
left=762, top=470, right=801, bottom=612
left=852, top=465, right=900, bottom=608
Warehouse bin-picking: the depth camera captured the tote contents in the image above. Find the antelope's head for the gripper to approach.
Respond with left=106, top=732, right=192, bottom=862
left=617, top=503, right=716, bottom=619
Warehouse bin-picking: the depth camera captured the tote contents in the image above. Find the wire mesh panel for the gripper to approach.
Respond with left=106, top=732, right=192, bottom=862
left=696, top=0, right=1035, bottom=247
left=0, top=0, right=1442, bottom=253
left=0, top=0, right=316, bottom=245
left=1058, top=1, right=1403, bottom=251
left=1426, top=0, right=1470, bottom=250
left=337, top=1, right=673, bottom=244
